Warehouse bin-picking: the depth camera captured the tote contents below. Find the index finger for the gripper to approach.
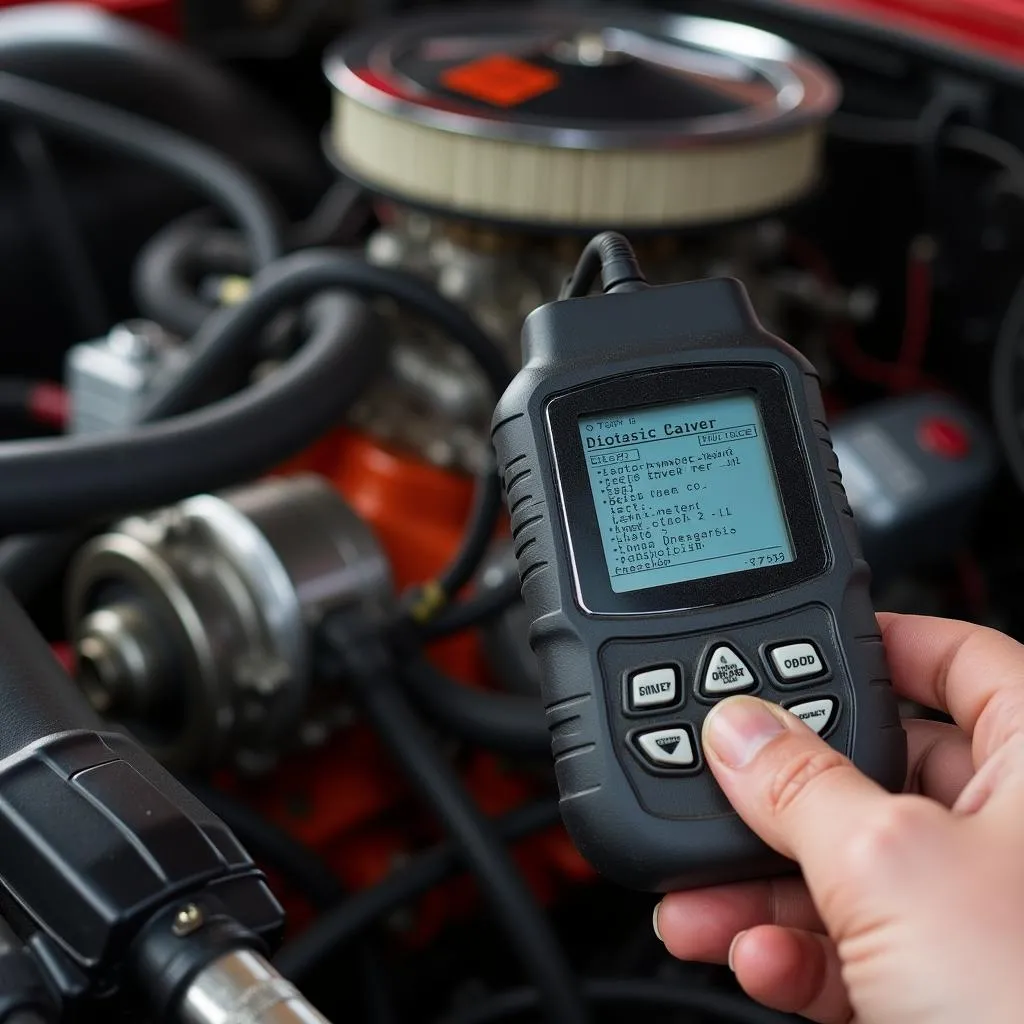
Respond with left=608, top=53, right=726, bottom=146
left=879, top=612, right=1024, bottom=762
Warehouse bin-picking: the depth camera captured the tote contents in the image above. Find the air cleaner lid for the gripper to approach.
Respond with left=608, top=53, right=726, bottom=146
left=325, top=8, right=840, bottom=229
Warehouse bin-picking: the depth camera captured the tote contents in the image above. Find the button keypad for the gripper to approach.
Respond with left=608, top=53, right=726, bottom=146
left=700, top=644, right=757, bottom=696
left=767, top=641, right=827, bottom=684
left=602, top=608, right=850, bottom=807
left=785, top=696, right=838, bottom=737
left=627, top=665, right=680, bottom=712
left=633, top=726, right=697, bottom=769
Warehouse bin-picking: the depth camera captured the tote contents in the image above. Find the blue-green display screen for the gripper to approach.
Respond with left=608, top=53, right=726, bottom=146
left=578, top=394, right=795, bottom=594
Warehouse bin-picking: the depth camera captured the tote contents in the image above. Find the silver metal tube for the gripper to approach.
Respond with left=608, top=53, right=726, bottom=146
left=180, top=949, right=332, bottom=1024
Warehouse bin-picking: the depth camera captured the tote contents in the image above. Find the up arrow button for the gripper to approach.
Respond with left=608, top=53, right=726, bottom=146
left=702, top=644, right=757, bottom=696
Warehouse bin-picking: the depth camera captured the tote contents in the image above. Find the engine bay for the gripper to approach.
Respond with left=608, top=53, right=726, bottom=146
left=0, top=1, right=1022, bottom=1021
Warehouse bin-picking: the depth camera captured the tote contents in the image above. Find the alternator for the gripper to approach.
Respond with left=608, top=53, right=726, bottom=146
left=67, top=475, right=392, bottom=773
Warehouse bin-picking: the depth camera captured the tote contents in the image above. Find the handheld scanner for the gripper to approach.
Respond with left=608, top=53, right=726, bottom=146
left=491, top=276, right=906, bottom=892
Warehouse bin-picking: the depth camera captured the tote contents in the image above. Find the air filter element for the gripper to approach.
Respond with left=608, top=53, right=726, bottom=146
left=324, top=8, right=840, bottom=230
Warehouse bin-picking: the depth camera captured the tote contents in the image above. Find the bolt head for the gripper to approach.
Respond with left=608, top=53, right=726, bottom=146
left=172, top=903, right=204, bottom=937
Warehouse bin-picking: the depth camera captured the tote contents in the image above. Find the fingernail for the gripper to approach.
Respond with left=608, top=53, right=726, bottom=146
left=728, top=930, right=748, bottom=973
left=704, top=696, right=787, bottom=769
left=652, top=901, right=664, bottom=943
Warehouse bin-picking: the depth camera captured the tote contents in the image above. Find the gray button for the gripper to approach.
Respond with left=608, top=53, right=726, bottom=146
left=635, top=727, right=696, bottom=768
left=769, top=642, right=826, bottom=682
left=629, top=666, right=679, bottom=710
left=702, top=645, right=756, bottom=695
left=786, top=697, right=837, bottom=736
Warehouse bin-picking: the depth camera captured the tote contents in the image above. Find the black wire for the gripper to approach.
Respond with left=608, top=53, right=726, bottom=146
left=274, top=799, right=560, bottom=983
left=323, top=612, right=588, bottom=1024
left=438, top=461, right=505, bottom=600
left=560, top=232, right=646, bottom=300
left=10, top=125, right=108, bottom=339
left=436, top=978, right=796, bottom=1024
left=991, top=275, right=1024, bottom=492
left=0, top=379, right=52, bottom=427
left=831, top=113, right=1024, bottom=195
left=422, top=573, right=523, bottom=640
left=0, top=71, right=284, bottom=268
left=289, top=180, right=371, bottom=250
left=186, top=783, right=399, bottom=1024
left=399, top=659, right=547, bottom=757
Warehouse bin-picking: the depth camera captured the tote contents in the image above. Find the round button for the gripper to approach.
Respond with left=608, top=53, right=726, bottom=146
left=917, top=416, right=970, bottom=460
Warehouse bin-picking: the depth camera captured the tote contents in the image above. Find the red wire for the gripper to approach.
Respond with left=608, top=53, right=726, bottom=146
left=787, top=234, right=938, bottom=393
left=893, top=237, right=936, bottom=392
left=27, top=382, right=69, bottom=430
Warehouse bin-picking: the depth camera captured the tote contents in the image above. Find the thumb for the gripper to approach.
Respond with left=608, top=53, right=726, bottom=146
left=702, top=696, right=900, bottom=886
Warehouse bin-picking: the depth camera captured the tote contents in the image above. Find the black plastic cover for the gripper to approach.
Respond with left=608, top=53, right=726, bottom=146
left=0, top=729, right=282, bottom=985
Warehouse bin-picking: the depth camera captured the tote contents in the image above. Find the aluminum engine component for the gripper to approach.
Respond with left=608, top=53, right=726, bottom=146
left=326, top=8, right=839, bottom=229
left=65, top=319, right=190, bottom=434
left=67, top=475, right=392, bottom=772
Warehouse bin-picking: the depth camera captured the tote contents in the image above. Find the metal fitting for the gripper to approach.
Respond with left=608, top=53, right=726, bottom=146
left=180, top=950, right=330, bottom=1024
left=65, top=319, right=189, bottom=434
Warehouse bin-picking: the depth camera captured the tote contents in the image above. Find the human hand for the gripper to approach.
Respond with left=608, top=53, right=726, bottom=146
left=654, top=613, right=1024, bottom=1023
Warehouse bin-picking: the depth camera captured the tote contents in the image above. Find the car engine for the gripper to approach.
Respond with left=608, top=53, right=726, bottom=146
left=0, top=1, right=1019, bottom=1021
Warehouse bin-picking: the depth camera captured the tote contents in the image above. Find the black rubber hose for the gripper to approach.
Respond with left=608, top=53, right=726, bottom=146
left=422, top=573, right=522, bottom=640
left=400, top=660, right=548, bottom=757
left=326, top=613, right=588, bottom=1024
left=0, top=70, right=283, bottom=267
left=0, top=288, right=380, bottom=532
left=134, top=184, right=370, bottom=337
left=436, top=979, right=796, bottom=1024
left=274, top=799, right=560, bottom=983
left=133, top=217, right=249, bottom=337
left=0, top=581, right=103, bottom=761
left=186, top=784, right=399, bottom=1024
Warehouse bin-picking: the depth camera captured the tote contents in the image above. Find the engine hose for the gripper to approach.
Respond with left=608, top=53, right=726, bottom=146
left=421, top=573, right=523, bottom=640
left=274, top=799, right=560, bottom=982
left=134, top=184, right=372, bottom=338
left=0, top=288, right=381, bottom=532
left=436, top=979, right=796, bottom=1024
left=323, top=611, right=589, bottom=1024
left=0, top=70, right=283, bottom=267
left=133, top=217, right=250, bottom=337
left=400, top=660, right=548, bottom=757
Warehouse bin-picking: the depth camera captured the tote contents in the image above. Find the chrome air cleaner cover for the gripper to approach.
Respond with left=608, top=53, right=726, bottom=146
left=324, top=8, right=840, bottom=230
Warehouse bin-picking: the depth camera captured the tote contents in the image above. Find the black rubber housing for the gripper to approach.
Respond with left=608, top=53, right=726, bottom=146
left=491, top=278, right=906, bottom=892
